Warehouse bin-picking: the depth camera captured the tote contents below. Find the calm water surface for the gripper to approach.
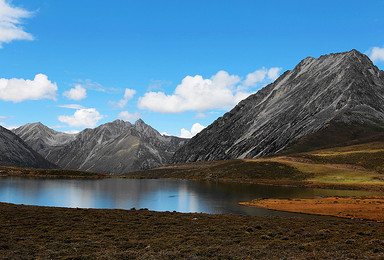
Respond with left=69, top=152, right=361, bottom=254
left=0, top=177, right=381, bottom=217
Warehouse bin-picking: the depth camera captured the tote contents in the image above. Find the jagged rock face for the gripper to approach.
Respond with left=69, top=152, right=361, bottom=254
left=0, top=125, right=56, bottom=168
left=172, top=50, right=384, bottom=163
left=15, top=119, right=187, bottom=174
left=14, top=122, right=76, bottom=155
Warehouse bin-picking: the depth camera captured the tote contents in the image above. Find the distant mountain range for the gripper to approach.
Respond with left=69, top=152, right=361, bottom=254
left=13, top=119, right=187, bottom=174
left=2, top=49, right=384, bottom=174
left=0, top=125, right=56, bottom=169
left=172, top=50, right=384, bottom=162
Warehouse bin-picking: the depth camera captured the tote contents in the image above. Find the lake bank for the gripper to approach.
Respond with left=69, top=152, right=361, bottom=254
left=0, top=166, right=105, bottom=179
left=124, top=158, right=384, bottom=192
left=3, top=154, right=384, bottom=193
left=240, top=196, right=384, bottom=222
left=5, top=177, right=373, bottom=216
left=2, top=202, right=384, bottom=259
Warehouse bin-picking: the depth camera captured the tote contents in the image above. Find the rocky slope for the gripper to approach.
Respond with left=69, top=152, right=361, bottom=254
left=173, top=49, right=384, bottom=162
left=0, top=125, right=56, bottom=168
left=14, top=122, right=76, bottom=156
left=15, top=119, right=187, bottom=174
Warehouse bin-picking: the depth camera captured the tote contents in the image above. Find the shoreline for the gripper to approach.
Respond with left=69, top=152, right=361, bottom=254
left=240, top=196, right=384, bottom=222
left=123, top=175, right=384, bottom=192
left=3, top=161, right=384, bottom=192
left=3, top=172, right=384, bottom=192
left=2, top=202, right=384, bottom=258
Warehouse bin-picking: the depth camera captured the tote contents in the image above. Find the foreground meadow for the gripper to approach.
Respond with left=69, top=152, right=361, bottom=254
left=1, top=202, right=384, bottom=259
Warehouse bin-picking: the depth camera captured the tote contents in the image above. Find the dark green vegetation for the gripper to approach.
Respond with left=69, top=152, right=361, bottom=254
left=1, top=202, right=384, bottom=259
left=125, top=159, right=312, bottom=181
left=0, top=166, right=105, bottom=178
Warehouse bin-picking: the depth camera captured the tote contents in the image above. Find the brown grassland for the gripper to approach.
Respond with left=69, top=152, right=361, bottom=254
left=2, top=202, right=384, bottom=259
left=240, top=197, right=384, bottom=222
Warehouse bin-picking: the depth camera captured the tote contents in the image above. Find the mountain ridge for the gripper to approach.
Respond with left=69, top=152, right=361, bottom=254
left=172, top=49, right=384, bottom=163
left=14, top=119, right=188, bottom=174
left=0, top=125, right=57, bottom=169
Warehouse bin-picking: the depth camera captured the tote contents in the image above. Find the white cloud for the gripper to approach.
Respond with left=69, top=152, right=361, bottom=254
left=63, top=130, right=80, bottom=134
left=243, top=69, right=267, bottom=87
left=179, top=123, right=206, bottom=138
left=243, top=67, right=282, bottom=88
left=0, top=74, right=57, bottom=102
left=110, top=88, right=137, bottom=109
left=57, top=104, right=85, bottom=110
left=58, top=108, right=103, bottom=128
left=368, top=46, right=384, bottom=63
left=0, top=0, right=34, bottom=48
left=139, top=71, right=241, bottom=113
left=63, top=85, right=87, bottom=100
left=161, top=132, right=170, bottom=136
left=138, top=68, right=282, bottom=113
left=117, top=111, right=140, bottom=122
left=180, top=128, right=192, bottom=138
left=267, top=67, right=282, bottom=80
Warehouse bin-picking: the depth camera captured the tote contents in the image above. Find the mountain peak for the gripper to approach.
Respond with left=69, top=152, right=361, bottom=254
left=27, top=122, right=46, bottom=128
left=317, top=49, right=373, bottom=66
left=134, top=118, right=145, bottom=125
left=173, top=49, right=384, bottom=163
left=0, top=125, right=57, bottom=169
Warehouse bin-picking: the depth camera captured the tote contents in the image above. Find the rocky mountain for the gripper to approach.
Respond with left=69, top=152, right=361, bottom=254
left=15, top=119, right=187, bottom=174
left=0, top=125, right=56, bottom=168
left=14, top=122, right=77, bottom=156
left=173, top=49, right=384, bottom=163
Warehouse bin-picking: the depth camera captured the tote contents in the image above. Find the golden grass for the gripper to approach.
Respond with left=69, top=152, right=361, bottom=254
left=241, top=197, right=384, bottom=222
left=246, top=157, right=384, bottom=187
left=311, top=149, right=384, bottom=157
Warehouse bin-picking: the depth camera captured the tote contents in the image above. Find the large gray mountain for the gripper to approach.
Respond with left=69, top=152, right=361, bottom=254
left=173, top=49, right=384, bottom=162
left=0, top=125, right=56, bottom=168
left=15, top=119, right=187, bottom=174
left=14, top=122, right=77, bottom=155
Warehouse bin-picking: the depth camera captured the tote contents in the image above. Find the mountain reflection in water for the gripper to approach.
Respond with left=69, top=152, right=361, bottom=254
left=0, top=178, right=380, bottom=217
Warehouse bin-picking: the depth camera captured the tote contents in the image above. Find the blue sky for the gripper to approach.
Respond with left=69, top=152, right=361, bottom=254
left=0, top=0, right=384, bottom=137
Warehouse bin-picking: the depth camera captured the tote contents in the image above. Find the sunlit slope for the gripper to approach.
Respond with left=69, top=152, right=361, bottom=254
left=127, top=140, right=384, bottom=190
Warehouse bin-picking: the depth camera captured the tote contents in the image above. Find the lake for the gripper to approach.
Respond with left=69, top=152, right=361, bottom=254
left=0, top=177, right=381, bottom=217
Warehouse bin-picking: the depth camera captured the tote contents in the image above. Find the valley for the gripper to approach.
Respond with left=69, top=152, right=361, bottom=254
left=2, top=49, right=384, bottom=258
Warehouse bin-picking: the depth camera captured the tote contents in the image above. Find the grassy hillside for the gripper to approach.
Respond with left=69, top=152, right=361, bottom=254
left=124, top=159, right=312, bottom=181
left=125, top=140, right=384, bottom=190
left=290, top=142, right=384, bottom=174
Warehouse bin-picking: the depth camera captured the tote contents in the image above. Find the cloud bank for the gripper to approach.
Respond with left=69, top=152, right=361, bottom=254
left=58, top=108, right=103, bottom=128
left=0, top=0, right=34, bottom=47
left=0, top=74, right=57, bottom=102
left=138, top=68, right=281, bottom=113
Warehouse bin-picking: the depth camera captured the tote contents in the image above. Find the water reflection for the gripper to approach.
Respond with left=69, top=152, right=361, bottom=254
left=0, top=177, right=381, bottom=217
